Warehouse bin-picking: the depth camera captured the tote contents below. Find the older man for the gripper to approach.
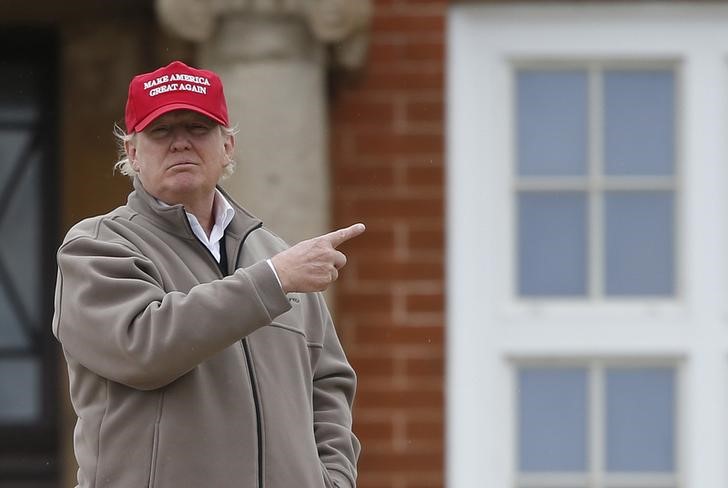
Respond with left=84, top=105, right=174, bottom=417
left=53, top=60, right=363, bottom=488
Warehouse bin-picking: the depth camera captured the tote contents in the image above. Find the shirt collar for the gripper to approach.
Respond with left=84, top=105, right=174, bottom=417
left=209, top=189, right=236, bottom=242
left=156, top=189, right=236, bottom=243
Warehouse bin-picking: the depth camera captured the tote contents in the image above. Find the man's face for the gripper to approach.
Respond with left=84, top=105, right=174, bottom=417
left=126, top=110, right=234, bottom=205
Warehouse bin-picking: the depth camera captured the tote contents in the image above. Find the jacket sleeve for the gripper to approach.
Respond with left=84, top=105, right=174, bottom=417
left=313, top=304, right=361, bottom=488
left=52, top=235, right=291, bottom=391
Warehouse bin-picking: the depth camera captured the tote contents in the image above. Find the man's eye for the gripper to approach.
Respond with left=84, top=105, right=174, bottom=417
left=150, top=126, right=169, bottom=135
left=189, top=124, right=210, bottom=133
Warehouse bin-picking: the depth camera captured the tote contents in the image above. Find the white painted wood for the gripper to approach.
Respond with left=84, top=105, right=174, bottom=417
left=448, top=3, right=728, bottom=487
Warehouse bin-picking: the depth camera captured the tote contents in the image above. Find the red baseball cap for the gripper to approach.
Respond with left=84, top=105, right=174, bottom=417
left=124, top=60, right=229, bottom=133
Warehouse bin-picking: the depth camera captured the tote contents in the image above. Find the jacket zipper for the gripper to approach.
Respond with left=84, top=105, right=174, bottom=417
left=235, top=222, right=265, bottom=488
left=183, top=216, right=266, bottom=488
left=242, top=339, right=264, bottom=488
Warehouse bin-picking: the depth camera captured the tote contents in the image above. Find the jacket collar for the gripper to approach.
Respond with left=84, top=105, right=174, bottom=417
left=127, top=177, right=263, bottom=241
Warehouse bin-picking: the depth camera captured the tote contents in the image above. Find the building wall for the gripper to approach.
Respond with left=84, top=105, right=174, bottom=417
left=2, top=0, right=449, bottom=486
left=331, top=1, right=447, bottom=486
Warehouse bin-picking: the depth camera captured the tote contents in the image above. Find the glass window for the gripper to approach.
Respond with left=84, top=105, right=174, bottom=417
left=0, top=67, right=44, bottom=425
left=517, top=71, right=589, bottom=176
left=518, top=368, right=588, bottom=471
left=606, top=367, right=675, bottom=472
left=0, top=358, right=41, bottom=423
left=516, top=363, right=678, bottom=488
left=515, top=65, right=677, bottom=299
left=605, top=192, right=675, bottom=295
left=0, top=31, right=58, bottom=484
left=518, top=193, right=587, bottom=296
left=604, top=70, right=675, bottom=176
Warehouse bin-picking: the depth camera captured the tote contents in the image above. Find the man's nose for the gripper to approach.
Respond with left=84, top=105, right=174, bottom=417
left=170, top=126, right=191, bottom=151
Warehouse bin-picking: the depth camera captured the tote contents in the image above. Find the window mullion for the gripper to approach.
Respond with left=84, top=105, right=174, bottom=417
left=589, top=65, right=604, bottom=301
left=590, top=363, right=605, bottom=488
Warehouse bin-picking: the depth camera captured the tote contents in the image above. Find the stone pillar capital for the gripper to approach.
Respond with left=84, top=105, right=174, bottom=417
left=155, top=0, right=372, bottom=69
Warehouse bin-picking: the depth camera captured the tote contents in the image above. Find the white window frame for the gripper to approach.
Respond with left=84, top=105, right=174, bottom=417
left=511, top=357, right=684, bottom=488
left=447, top=3, right=728, bottom=488
left=512, top=60, right=681, bottom=301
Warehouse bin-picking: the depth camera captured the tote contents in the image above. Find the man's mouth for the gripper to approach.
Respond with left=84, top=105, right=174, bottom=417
left=169, top=161, right=196, bottom=169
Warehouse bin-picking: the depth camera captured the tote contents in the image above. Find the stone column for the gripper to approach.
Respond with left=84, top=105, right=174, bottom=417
left=155, top=0, right=371, bottom=245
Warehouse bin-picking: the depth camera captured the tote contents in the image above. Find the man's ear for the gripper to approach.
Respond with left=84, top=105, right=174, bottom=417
left=224, top=133, right=235, bottom=164
left=125, top=139, right=139, bottom=171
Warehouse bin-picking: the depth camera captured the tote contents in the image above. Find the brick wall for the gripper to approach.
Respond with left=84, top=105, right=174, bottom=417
left=331, top=1, right=447, bottom=487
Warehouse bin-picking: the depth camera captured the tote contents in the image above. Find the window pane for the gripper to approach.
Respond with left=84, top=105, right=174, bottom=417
left=518, top=368, right=588, bottom=472
left=0, top=286, right=28, bottom=348
left=605, top=192, right=674, bottom=296
left=0, top=153, right=41, bottom=328
left=604, top=70, right=675, bottom=176
left=517, top=70, right=588, bottom=176
left=606, top=368, right=675, bottom=472
left=0, top=357, right=40, bottom=423
left=518, top=192, right=587, bottom=296
left=0, top=62, right=39, bottom=123
left=0, top=131, right=30, bottom=187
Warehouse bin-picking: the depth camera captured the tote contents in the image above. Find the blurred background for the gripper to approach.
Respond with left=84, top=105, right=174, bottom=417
left=0, top=0, right=724, bottom=487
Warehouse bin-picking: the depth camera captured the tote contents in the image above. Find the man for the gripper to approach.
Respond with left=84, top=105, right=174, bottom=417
left=52, top=60, right=363, bottom=488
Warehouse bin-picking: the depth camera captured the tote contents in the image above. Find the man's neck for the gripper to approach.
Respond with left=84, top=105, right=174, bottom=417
left=159, top=190, right=216, bottom=237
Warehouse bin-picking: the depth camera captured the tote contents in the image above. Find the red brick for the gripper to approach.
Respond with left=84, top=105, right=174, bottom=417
left=356, top=387, right=442, bottom=409
left=405, top=164, right=443, bottom=186
left=355, top=257, right=442, bottom=282
left=408, top=228, right=444, bottom=252
left=330, top=130, right=355, bottom=160
left=404, top=475, right=446, bottom=488
left=340, top=225, right=396, bottom=253
left=405, top=357, right=443, bottom=377
left=404, top=99, right=444, bottom=123
left=354, top=133, right=443, bottom=157
left=368, top=40, right=406, bottom=64
left=403, top=41, right=445, bottom=62
left=355, top=325, right=443, bottom=346
left=355, top=474, right=395, bottom=488
left=405, top=293, right=444, bottom=314
left=355, top=418, right=395, bottom=441
left=333, top=98, right=397, bottom=127
left=336, top=164, right=397, bottom=188
left=361, top=69, right=444, bottom=92
left=369, top=39, right=445, bottom=65
left=350, top=353, right=396, bottom=376
left=339, top=292, right=394, bottom=314
left=336, top=312, right=399, bottom=328
left=359, top=451, right=444, bottom=471
left=372, top=13, right=445, bottom=35
left=342, top=195, right=443, bottom=219
left=405, top=419, right=443, bottom=441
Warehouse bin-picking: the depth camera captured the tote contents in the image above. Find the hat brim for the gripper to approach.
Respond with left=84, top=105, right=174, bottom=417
left=133, top=102, right=228, bottom=132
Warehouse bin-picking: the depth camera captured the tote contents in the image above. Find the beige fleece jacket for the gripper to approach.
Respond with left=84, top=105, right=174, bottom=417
left=52, top=178, right=359, bottom=488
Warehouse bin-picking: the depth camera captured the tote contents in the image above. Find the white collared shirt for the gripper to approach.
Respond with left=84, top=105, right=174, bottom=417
left=182, top=189, right=235, bottom=263
left=157, top=190, right=283, bottom=288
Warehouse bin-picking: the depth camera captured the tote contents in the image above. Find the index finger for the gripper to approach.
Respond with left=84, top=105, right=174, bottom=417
left=323, top=223, right=366, bottom=248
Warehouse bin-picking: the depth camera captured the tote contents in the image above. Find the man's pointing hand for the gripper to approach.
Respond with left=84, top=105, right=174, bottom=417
left=270, top=223, right=366, bottom=293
